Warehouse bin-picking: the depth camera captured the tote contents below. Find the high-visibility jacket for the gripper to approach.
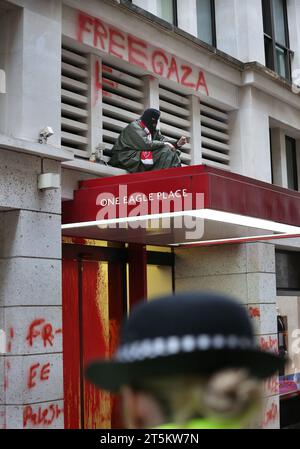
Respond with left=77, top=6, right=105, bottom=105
left=157, top=418, right=244, bottom=429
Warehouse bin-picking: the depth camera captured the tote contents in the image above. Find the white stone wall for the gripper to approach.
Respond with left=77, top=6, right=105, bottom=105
left=0, top=0, right=62, bottom=146
left=0, top=0, right=299, bottom=430
left=0, top=149, right=63, bottom=429
left=175, top=242, right=280, bottom=428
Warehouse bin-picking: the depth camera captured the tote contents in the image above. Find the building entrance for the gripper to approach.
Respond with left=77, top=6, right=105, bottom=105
left=62, top=239, right=173, bottom=428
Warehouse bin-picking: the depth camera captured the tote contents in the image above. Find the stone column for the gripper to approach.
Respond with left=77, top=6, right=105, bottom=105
left=143, top=75, right=160, bottom=110
left=229, top=86, right=272, bottom=182
left=216, top=0, right=265, bottom=64
left=189, top=95, right=202, bottom=165
left=175, top=241, right=280, bottom=428
left=0, top=150, right=63, bottom=429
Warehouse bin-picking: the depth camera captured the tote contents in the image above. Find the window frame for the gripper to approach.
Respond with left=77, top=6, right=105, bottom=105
left=285, top=136, right=298, bottom=191
left=173, top=0, right=178, bottom=27
left=262, top=0, right=292, bottom=80
left=210, top=0, right=217, bottom=48
left=196, top=0, right=217, bottom=48
left=156, top=0, right=178, bottom=26
left=269, top=128, right=274, bottom=184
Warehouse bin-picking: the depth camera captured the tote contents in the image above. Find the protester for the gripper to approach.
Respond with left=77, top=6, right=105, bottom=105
left=86, top=292, right=285, bottom=429
left=109, top=108, right=188, bottom=172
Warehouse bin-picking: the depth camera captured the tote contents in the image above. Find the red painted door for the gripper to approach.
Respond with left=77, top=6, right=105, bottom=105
left=62, top=247, right=126, bottom=429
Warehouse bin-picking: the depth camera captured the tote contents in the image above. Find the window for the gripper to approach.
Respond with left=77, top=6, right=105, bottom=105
left=196, top=0, right=216, bottom=47
left=285, top=136, right=298, bottom=191
left=262, top=0, right=292, bottom=80
left=157, top=0, right=178, bottom=26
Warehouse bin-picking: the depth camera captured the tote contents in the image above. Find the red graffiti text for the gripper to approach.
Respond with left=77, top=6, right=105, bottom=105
left=4, top=360, right=11, bottom=390
left=77, top=11, right=209, bottom=96
left=7, top=327, right=14, bottom=353
left=23, top=404, right=63, bottom=428
left=26, top=319, right=62, bottom=347
left=264, top=377, right=279, bottom=395
left=27, top=362, right=51, bottom=389
left=260, top=336, right=278, bottom=352
left=263, top=403, right=278, bottom=427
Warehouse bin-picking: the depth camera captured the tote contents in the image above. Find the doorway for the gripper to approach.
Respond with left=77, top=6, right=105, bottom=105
left=62, top=240, right=174, bottom=428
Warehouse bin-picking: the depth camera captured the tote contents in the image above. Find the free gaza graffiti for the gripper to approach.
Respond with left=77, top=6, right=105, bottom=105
left=76, top=11, right=209, bottom=96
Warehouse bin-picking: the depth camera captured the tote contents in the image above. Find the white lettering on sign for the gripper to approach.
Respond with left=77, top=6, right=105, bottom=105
left=98, top=189, right=188, bottom=207
left=95, top=185, right=205, bottom=239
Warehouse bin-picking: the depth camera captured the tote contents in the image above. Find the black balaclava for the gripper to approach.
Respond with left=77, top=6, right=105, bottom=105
left=140, top=108, right=161, bottom=136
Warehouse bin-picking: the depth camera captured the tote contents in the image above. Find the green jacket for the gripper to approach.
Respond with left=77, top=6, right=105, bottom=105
left=109, top=120, right=181, bottom=173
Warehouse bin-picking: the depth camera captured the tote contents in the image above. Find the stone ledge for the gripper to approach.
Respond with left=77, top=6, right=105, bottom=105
left=0, top=134, right=74, bottom=162
left=62, top=158, right=127, bottom=177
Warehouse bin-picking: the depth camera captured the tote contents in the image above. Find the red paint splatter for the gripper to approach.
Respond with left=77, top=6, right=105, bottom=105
left=27, top=363, right=40, bottom=389
left=181, top=65, right=195, bottom=88
left=76, top=11, right=210, bottom=96
left=77, top=11, right=93, bottom=43
left=93, top=18, right=107, bottom=50
left=103, top=77, right=118, bottom=89
left=263, top=403, right=278, bottom=427
left=249, top=306, right=260, bottom=318
left=102, top=90, right=112, bottom=98
left=95, top=60, right=102, bottom=92
left=167, top=56, right=180, bottom=83
left=260, top=336, right=278, bottom=352
left=26, top=319, right=45, bottom=346
left=64, top=236, right=87, bottom=245
left=27, top=362, right=51, bottom=389
left=23, top=404, right=63, bottom=428
left=42, top=324, right=54, bottom=347
left=265, top=377, right=279, bottom=395
left=102, top=65, right=113, bottom=73
left=152, top=50, right=168, bottom=76
left=40, top=363, right=51, bottom=382
left=4, top=360, right=11, bottom=390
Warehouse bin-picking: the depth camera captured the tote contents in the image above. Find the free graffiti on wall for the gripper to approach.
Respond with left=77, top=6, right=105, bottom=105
left=76, top=11, right=209, bottom=96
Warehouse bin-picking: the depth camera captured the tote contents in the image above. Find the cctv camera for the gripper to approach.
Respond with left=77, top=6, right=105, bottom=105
left=39, top=126, right=54, bottom=143
left=40, top=126, right=54, bottom=138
